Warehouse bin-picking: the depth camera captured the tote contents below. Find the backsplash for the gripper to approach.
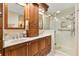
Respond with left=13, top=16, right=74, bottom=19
left=3, top=29, right=27, bottom=41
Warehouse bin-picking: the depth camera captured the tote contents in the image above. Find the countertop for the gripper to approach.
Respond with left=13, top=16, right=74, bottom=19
left=3, top=30, right=54, bottom=48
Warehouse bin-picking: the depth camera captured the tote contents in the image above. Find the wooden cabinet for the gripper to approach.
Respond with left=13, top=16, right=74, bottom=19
left=25, top=3, right=39, bottom=37
left=4, top=35, right=51, bottom=56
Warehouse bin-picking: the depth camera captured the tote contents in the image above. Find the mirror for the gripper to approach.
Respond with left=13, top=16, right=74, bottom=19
left=4, top=3, right=25, bottom=29
left=39, top=13, right=50, bottom=30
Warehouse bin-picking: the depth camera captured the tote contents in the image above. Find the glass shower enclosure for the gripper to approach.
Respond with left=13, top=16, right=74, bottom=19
left=50, top=3, right=76, bottom=55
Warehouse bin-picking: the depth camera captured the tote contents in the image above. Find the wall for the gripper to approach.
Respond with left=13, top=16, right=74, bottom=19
left=3, top=29, right=26, bottom=41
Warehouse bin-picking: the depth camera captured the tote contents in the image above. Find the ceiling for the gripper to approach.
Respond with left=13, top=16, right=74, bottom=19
left=47, top=3, right=75, bottom=15
left=8, top=3, right=75, bottom=16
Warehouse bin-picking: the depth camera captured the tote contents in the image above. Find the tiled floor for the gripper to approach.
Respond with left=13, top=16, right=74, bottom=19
left=47, top=50, right=68, bottom=56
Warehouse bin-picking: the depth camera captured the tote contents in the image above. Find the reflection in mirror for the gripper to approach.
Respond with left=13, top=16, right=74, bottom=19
left=39, top=13, right=51, bottom=30
left=8, top=3, right=24, bottom=28
left=39, top=12, right=51, bottom=34
left=43, top=15, right=50, bottom=29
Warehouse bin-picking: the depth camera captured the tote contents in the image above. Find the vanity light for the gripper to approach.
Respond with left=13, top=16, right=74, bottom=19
left=40, top=8, right=45, bottom=13
left=41, top=10, right=45, bottom=13
left=39, top=8, right=45, bottom=15
left=39, top=8, right=45, bottom=13
left=18, top=3, right=26, bottom=6
left=39, top=8, right=42, bottom=11
left=39, top=12, right=44, bottom=15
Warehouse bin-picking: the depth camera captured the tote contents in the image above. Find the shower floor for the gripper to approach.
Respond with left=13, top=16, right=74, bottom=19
left=47, top=50, right=69, bottom=56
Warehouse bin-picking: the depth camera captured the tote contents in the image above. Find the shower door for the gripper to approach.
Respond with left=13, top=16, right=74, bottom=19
left=54, top=4, right=76, bottom=55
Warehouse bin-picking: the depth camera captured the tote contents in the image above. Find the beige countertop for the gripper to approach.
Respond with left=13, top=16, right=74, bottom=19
left=3, top=30, right=54, bottom=48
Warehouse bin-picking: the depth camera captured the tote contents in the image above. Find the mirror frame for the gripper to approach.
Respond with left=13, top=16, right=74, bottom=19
left=4, top=3, right=25, bottom=29
left=39, top=13, right=43, bottom=30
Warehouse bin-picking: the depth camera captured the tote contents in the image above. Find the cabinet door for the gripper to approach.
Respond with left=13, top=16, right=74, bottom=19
left=15, top=43, right=28, bottom=56
left=4, top=43, right=28, bottom=56
left=38, top=36, right=51, bottom=56
left=39, top=38, right=46, bottom=50
left=38, top=38, right=46, bottom=56
left=45, top=36, right=51, bottom=55
left=28, top=40, right=39, bottom=56
left=26, top=4, right=39, bottom=37
left=45, top=36, right=51, bottom=48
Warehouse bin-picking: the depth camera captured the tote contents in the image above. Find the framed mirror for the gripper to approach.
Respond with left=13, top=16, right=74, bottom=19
left=4, top=3, right=25, bottom=29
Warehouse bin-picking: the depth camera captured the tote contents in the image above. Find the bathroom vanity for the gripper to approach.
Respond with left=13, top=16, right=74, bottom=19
left=0, top=3, right=53, bottom=56
left=3, top=35, right=51, bottom=56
